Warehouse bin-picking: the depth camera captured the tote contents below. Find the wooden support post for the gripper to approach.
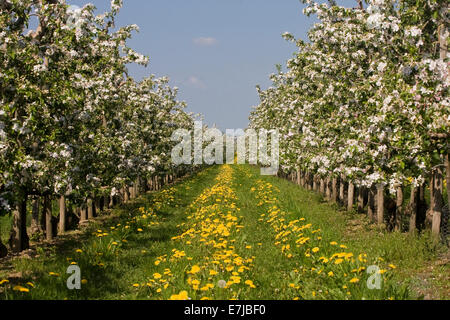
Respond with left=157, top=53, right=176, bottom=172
left=330, top=177, right=337, bottom=203
left=368, top=186, right=375, bottom=222
left=430, top=169, right=443, bottom=238
left=347, top=182, right=355, bottom=211
left=59, top=196, right=66, bottom=234
left=87, top=197, right=94, bottom=220
left=394, top=186, right=403, bottom=231
left=376, top=184, right=385, bottom=225
left=10, top=197, right=29, bottom=252
left=80, top=204, right=87, bottom=225
left=31, top=196, right=40, bottom=235
left=409, top=186, right=419, bottom=233
left=44, top=195, right=53, bottom=240
left=357, top=187, right=366, bottom=213
left=339, top=176, right=345, bottom=204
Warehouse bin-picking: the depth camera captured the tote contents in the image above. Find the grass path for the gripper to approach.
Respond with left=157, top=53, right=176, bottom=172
left=0, top=165, right=448, bottom=300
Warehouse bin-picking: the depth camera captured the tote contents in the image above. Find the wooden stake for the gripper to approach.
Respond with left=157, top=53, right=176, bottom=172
left=347, top=182, right=355, bottom=211
left=59, top=196, right=66, bottom=234
left=376, top=184, right=385, bottom=225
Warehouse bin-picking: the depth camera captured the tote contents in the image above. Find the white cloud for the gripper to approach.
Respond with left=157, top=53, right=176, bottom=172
left=185, top=76, right=206, bottom=89
left=193, top=37, right=218, bottom=46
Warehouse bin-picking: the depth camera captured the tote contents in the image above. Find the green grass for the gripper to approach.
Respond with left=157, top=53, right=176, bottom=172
left=0, top=164, right=448, bottom=300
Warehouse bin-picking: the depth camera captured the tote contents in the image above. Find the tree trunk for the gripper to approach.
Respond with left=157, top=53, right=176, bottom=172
left=9, top=197, right=29, bottom=252
left=148, top=178, right=153, bottom=191
left=394, top=186, right=403, bottom=231
left=44, top=195, right=53, bottom=241
left=376, top=184, right=385, bottom=225
left=87, top=197, right=95, bottom=220
left=59, top=196, right=66, bottom=234
left=339, top=176, right=345, bottom=204
left=124, top=187, right=129, bottom=203
left=98, top=196, right=104, bottom=213
left=409, top=186, right=419, bottom=233
left=331, top=178, right=338, bottom=203
left=347, top=182, right=355, bottom=211
left=357, top=187, right=366, bottom=213
left=0, top=238, right=7, bottom=258
left=429, top=169, right=444, bottom=238
left=320, top=178, right=326, bottom=196
left=367, top=186, right=375, bottom=222
left=108, top=195, right=113, bottom=209
left=446, top=153, right=450, bottom=212
left=31, top=196, right=40, bottom=235
left=80, top=204, right=87, bottom=225
left=325, top=177, right=332, bottom=200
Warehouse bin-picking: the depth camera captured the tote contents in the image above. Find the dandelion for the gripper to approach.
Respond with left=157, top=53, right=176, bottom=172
left=132, top=283, right=140, bottom=288
left=350, top=278, right=360, bottom=283
left=217, top=280, right=227, bottom=288
left=0, top=279, right=9, bottom=285
left=209, top=270, right=218, bottom=276
left=13, top=286, right=29, bottom=293
left=153, top=273, right=162, bottom=279
left=245, top=280, right=256, bottom=288
left=312, top=247, right=320, bottom=253
left=169, top=290, right=189, bottom=300
left=81, top=279, right=88, bottom=285
left=188, top=265, right=201, bottom=274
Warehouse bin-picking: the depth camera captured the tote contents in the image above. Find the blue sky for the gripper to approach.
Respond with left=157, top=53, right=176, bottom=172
left=68, top=0, right=321, bottom=130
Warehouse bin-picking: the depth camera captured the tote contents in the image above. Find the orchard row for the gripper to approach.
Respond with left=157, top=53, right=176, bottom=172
left=0, top=1, right=198, bottom=256
left=250, top=0, right=449, bottom=237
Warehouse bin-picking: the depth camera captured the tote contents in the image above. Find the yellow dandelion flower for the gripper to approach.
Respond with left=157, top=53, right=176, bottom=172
left=13, top=286, right=29, bottom=293
left=189, top=265, right=201, bottom=274
left=208, top=269, right=218, bottom=276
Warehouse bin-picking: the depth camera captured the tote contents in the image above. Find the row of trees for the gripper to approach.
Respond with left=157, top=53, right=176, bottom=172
left=0, top=0, right=197, bottom=257
left=250, top=0, right=449, bottom=237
